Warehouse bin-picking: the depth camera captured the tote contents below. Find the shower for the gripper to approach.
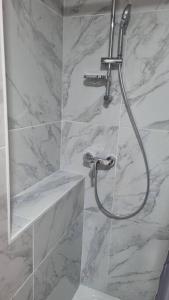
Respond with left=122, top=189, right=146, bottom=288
left=84, top=0, right=150, bottom=220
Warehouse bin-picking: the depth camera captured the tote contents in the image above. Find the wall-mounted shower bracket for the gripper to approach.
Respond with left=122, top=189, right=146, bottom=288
left=101, top=57, right=123, bottom=67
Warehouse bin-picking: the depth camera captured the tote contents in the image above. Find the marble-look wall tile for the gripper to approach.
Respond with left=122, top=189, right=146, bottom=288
left=121, top=10, right=169, bottom=131
left=0, top=228, right=33, bottom=300
left=0, top=148, right=8, bottom=251
left=34, top=213, right=83, bottom=300
left=114, top=127, right=169, bottom=223
left=9, top=122, right=61, bottom=196
left=34, top=180, right=84, bottom=268
left=61, top=121, right=118, bottom=211
left=106, top=126, right=169, bottom=299
left=64, top=0, right=169, bottom=16
left=107, top=221, right=169, bottom=300
left=0, top=31, right=4, bottom=147
left=3, top=0, right=62, bottom=129
left=40, top=0, right=63, bottom=15
left=63, top=15, right=121, bottom=126
left=81, top=211, right=111, bottom=293
left=12, top=275, right=33, bottom=300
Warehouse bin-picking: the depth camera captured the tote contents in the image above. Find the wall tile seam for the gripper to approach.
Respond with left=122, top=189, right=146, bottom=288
left=63, top=10, right=123, bottom=19
left=8, top=120, right=62, bottom=133
left=10, top=177, right=84, bottom=243
left=33, top=208, right=84, bottom=274
left=61, top=119, right=169, bottom=134
left=61, top=119, right=119, bottom=128
left=62, top=7, right=169, bottom=18
left=11, top=273, right=34, bottom=300
left=36, top=0, right=63, bottom=18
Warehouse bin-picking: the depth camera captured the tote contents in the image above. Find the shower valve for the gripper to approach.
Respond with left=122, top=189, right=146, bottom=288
left=83, top=152, right=116, bottom=171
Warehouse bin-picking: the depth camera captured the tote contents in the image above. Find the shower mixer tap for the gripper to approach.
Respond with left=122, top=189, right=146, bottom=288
left=83, top=152, right=116, bottom=170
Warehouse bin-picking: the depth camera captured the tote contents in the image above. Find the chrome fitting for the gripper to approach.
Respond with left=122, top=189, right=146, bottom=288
left=101, top=57, right=123, bottom=66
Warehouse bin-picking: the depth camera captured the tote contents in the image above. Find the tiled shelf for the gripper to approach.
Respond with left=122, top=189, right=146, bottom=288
left=73, top=285, right=120, bottom=300
left=11, top=170, right=84, bottom=239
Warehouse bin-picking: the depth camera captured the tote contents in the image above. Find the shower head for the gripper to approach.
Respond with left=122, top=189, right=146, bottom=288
left=120, top=4, right=132, bottom=34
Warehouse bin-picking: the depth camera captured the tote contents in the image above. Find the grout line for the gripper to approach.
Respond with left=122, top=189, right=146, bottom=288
left=61, top=119, right=169, bottom=134
left=63, top=7, right=169, bottom=18
left=10, top=175, right=84, bottom=242
left=120, top=125, right=169, bottom=134
left=32, top=225, right=35, bottom=300
left=36, top=0, right=63, bottom=18
left=11, top=273, right=33, bottom=299
left=8, top=120, right=61, bottom=132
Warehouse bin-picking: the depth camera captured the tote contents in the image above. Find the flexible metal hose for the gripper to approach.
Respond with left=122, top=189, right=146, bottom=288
left=94, top=64, right=150, bottom=220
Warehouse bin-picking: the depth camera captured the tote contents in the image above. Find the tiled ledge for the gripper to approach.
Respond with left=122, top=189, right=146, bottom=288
left=11, top=170, right=84, bottom=239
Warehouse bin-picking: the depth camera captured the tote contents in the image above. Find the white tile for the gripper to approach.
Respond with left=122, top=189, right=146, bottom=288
left=12, top=275, right=33, bottom=300
left=121, top=11, right=169, bottom=130
left=3, top=0, right=62, bottom=129
left=40, top=0, right=63, bottom=15
left=114, top=127, right=169, bottom=225
left=81, top=211, right=111, bottom=293
left=0, top=33, right=5, bottom=147
left=107, top=221, right=169, bottom=300
left=9, top=122, right=61, bottom=196
left=12, top=170, right=83, bottom=231
left=34, top=213, right=83, bottom=300
left=0, top=148, right=8, bottom=251
left=73, top=285, right=120, bottom=300
left=61, top=121, right=118, bottom=211
left=63, top=15, right=121, bottom=127
left=34, top=180, right=84, bottom=267
left=64, top=0, right=169, bottom=16
left=106, top=126, right=169, bottom=300
left=0, top=228, right=33, bottom=300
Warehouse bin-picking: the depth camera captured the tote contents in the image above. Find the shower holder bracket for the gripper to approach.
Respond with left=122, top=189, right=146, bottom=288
left=101, top=57, right=123, bottom=66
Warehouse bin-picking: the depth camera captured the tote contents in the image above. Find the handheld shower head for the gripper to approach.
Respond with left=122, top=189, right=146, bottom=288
left=120, top=4, right=132, bottom=34
left=118, top=4, right=132, bottom=58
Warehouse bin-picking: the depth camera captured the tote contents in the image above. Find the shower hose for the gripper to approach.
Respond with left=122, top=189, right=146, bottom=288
left=94, top=64, right=150, bottom=220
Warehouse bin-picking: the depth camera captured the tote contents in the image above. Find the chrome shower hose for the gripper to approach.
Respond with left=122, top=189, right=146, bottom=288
left=94, top=65, right=150, bottom=220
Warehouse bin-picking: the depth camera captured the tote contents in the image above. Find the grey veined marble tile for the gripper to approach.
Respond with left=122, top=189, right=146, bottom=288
left=0, top=148, right=8, bottom=251
left=12, top=275, right=33, bottom=300
left=40, top=0, right=63, bottom=15
left=9, top=122, right=61, bottom=196
left=0, top=21, right=5, bottom=148
left=34, top=213, right=83, bottom=300
left=81, top=211, right=111, bottom=293
left=34, top=180, right=84, bottom=268
left=61, top=121, right=118, bottom=211
left=63, top=15, right=122, bottom=126
left=113, top=126, right=169, bottom=225
left=121, top=10, right=169, bottom=131
left=0, top=228, right=33, bottom=300
left=107, top=220, right=169, bottom=300
left=63, top=0, right=169, bottom=16
left=3, top=0, right=62, bottom=129
left=63, top=0, right=133, bottom=16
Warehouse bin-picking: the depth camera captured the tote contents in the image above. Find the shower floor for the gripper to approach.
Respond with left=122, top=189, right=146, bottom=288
left=73, top=285, right=120, bottom=300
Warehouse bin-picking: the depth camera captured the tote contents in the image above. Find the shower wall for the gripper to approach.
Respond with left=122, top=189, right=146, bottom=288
left=0, top=0, right=84, bottom=300
left=3, top=0, right=62, bottom=197
left=62, top=1, right=169, bottom=299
